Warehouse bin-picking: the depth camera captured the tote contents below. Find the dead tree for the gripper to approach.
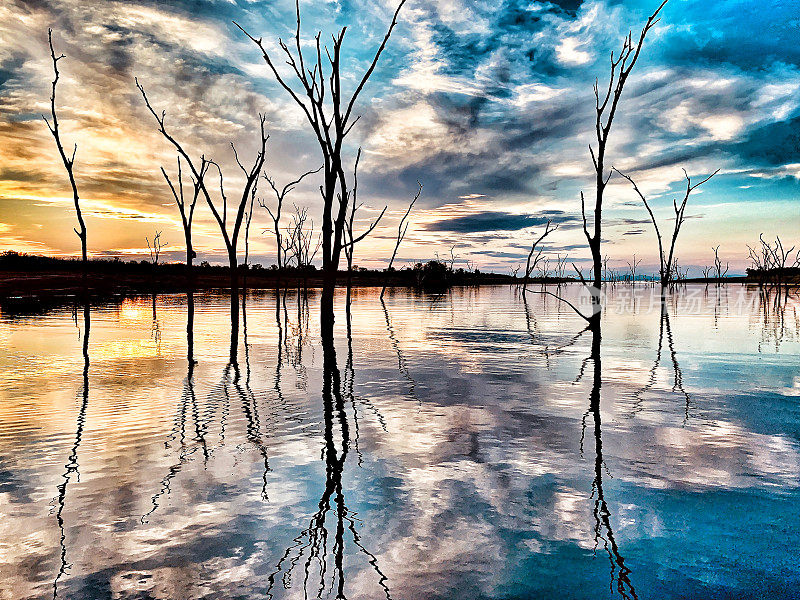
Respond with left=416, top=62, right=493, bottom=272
left=580, top=0, right=668, bottom=323
left=616, top=167, right=717, bottom=287
left=553, top=254, right=569, bottom=281
left=537, top=257, right=550, bottom=280
left=243, top=193, right=256, bottom=292
left=759, top=235, right=799, bottom=286
left=146, top=231, right=167, bottom=266
left=747, top=236, right=770, bottom=286
left=235, top=0, right=407, bottom=329
left=381, top=181, right=422, bottom=299
left=523, top=220, right=557, bottom=293
left=210, top=125, right=269, bottom=296
left=712, top=245, right=729, bottom=281
left=436, top=245, right=459, bottom=272
left=161, top=156, right=205, bottom=272
left=261, top=166, right=322, bottom=272
left=44, top=29, right=87, bottom=265
left=342, top=148, right=387, bottom=291
left=137, top=80, right=269, bottom=299
left=626, top=254, right=641, bottom=283
left=284, top=205, right=321, bottom=271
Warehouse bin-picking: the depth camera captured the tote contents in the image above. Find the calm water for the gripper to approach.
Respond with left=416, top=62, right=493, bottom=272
left=1, top=285, right=798, bottom=600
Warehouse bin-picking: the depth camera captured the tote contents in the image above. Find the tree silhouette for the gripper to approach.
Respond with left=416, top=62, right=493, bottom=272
left=235, top=0, right=407, bottom=331
left=44, top=30, right=87, bottom=266
left=581, top=0, right=668, bottom=324
left=615, top=167, right=717, bottom=287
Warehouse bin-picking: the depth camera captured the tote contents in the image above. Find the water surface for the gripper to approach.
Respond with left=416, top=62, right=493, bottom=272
left=1, top=285, right=798, bottom=599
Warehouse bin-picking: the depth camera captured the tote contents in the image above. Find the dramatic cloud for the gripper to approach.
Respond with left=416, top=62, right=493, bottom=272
left=424, top=209, right=579, bottom=233
left=0, top=0, right=798, bottom=273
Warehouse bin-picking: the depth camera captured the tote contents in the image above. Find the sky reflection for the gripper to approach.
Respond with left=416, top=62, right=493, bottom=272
left=0, top=285, right=798, bottom=599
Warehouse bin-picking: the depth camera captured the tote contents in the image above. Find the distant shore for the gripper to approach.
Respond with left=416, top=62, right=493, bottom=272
left=1, top=251, right=795, bottom=314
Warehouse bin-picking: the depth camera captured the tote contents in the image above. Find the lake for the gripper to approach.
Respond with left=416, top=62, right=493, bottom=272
left=1, top=284, right=798, bottom=599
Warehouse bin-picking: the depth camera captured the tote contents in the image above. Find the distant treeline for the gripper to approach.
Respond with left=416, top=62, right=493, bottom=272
left=0, top=251, right=522, bottom=294
left=745, top=267, right=800, bottom=285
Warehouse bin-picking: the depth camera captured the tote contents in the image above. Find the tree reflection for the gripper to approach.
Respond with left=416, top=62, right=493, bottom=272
left=231, top=291, right=271, bottom=499
left=266, top=309, right=390, bottom=600
left=584, top=327, right=638, bottom=600
left=631, top=296, right=691, bottom=420
left=53, top=300, right=90, bottom=599
left=151, top=292, right=161, bottom=352
left=381, top=295, right=418, bottom=407
left=142, top=292, right=206, bottom=524
left=756, top=286, right=798, bottom=352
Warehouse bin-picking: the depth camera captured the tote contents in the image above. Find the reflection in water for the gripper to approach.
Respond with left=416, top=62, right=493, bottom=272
left=151, top=292, right=162, bottom=353
left=381, top=296, right=418, bottom=406
left=53, top=300, right=90, bottom=599
left=267, top=308, right=391, bottom=600
left=631, top=297, right=691, bottom=420
left=756, top=287, right=799, bottom=352
left=585, top=327, right=637, bottom=600
left=142, top=293, right=207, bottom=524
left=236, top=295, right=271, bottom=500
left=1, top=285, right=798, bottom=599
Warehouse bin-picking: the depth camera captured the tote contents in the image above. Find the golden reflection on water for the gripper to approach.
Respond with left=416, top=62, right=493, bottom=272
left=0, top=284, right=798, bottom=599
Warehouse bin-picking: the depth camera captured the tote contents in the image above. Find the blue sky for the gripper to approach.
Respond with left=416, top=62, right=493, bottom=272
left=0, top=0, right=798, bottom=274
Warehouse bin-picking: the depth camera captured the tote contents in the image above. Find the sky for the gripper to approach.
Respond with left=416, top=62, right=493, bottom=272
left=0, top=0, right=798, bottom=275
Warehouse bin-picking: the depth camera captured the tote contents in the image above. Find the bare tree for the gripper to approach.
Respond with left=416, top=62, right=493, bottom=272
left=748, top=234, right=799, bottom=287
left=553, top=254, right=569, bottom=281
left=261, top=166, right=322, bottom=272
left=579, top=0, right=668, bottom=323
left=146, top=231, right=168, bottom=266
left=537, top=257, right=550, bottom=280
left=435, top=245, right=459, bottom=272
left=44, top=30, right=87, bottom=265
left=161, top=156, right=204, bottom=272
left=137, top=80, right=269, bottom=298
left=235, top=0, right=407, bottom=328
left=712, top=245, right=729, bottom=281
left=342, top=148, right=387, bottom=290
left=616, top=167, right=717, bottom=287
left=243, top=193, right=255, bottom=280
left=381, top=181, right=422, bottom=299
left=626, top=253, right=642, bottom=283
left=284, top=204, right=321, bottom=272
left=523, top=221, right=557, bottom=293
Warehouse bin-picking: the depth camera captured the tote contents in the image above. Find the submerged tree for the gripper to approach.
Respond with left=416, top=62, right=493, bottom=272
left=283, top=204, right=320, bottom=270
left=146, top=230, right=167, bottom=267
left=44, top=29, right=87, bottom=266
left=626, top=253, right=641, bottom=284
left=712, top=245, right=729, bottom=281
left=616, top=168, right=717, bottom=288
left=261, top=165, right=322, bottom=274
left=162, top=156, right=205, bottom=273
left=522, top=220, right=557, bottom=293
left=579, top=0, right=668, bottom=323
left=343, top=148, right=387, bottom=292
left=137, top=81, right=269, bottom=300
left=381, top=181, right=422, bottom=299
left=236, top=0, right=407, bottom=330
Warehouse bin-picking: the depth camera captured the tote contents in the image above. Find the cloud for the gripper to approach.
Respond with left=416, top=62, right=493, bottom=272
left=424, top=209, right=579, bottom=233
left=0, top=0, right=798, bottom=269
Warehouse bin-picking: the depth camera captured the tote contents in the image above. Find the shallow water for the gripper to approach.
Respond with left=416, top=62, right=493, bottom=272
left=1, top=284, right=798, bottom=600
